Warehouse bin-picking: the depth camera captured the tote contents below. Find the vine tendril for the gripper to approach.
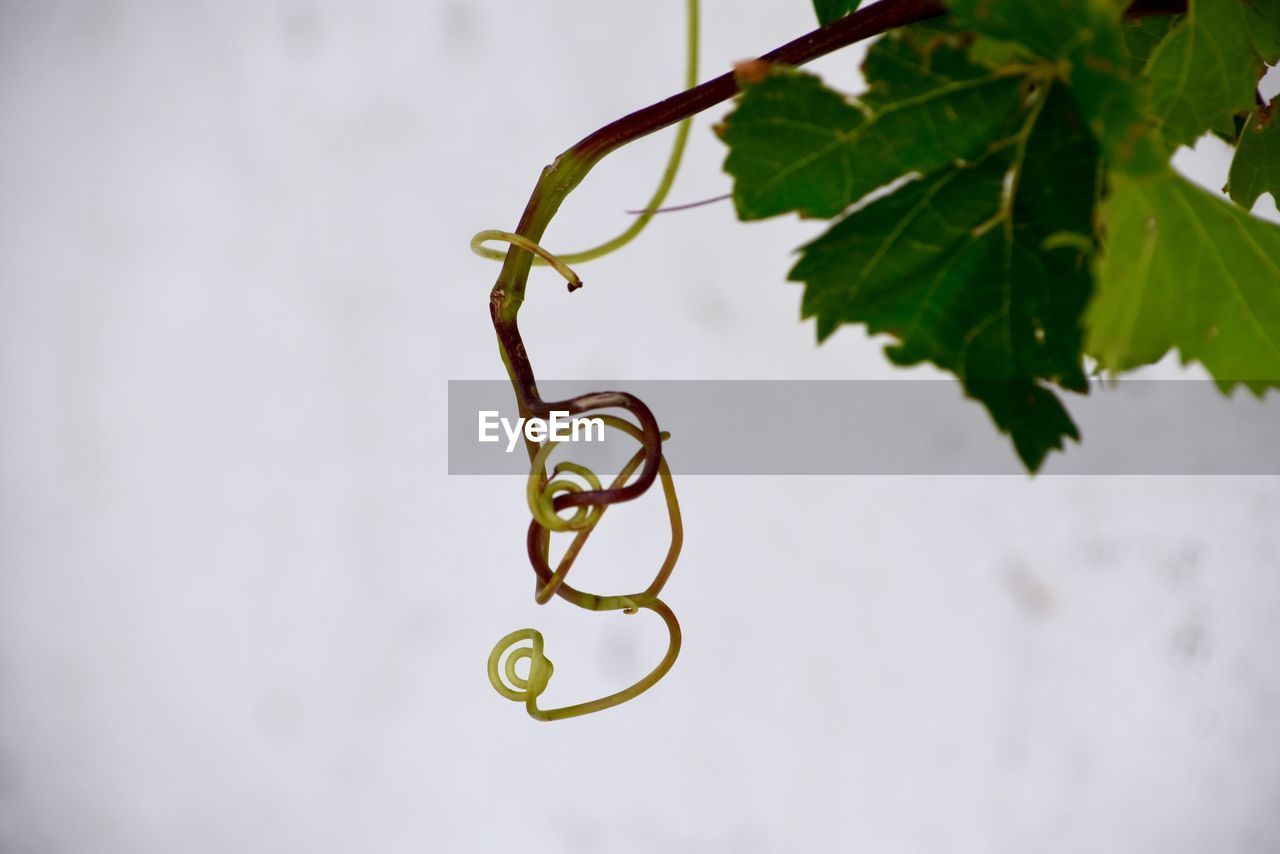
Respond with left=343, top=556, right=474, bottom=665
left=470, top=230, right=583, bottom=292
left=525, top=439, right=603, bottom=532
left=471, top=0, right=698, bottom=271
left=489, top=417, right=684, bottom=721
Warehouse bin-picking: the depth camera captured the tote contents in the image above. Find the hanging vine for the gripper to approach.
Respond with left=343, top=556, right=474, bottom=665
left=466, top=0, right=1259, bottom=721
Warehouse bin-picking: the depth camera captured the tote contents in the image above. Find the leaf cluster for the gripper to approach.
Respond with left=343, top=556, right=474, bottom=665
left=723, top=0, right=1280, bottom=470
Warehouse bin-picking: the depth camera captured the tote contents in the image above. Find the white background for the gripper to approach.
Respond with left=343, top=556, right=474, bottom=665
left=2, top=1, right=1278, bottom=852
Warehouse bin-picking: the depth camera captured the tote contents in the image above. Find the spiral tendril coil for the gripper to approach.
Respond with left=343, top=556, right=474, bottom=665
left=486, top=415, right=683, bottom=721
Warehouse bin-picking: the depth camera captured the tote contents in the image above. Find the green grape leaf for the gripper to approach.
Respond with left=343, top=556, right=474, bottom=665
left=718, top=1, right=1280, bottom=470
left=1243, top=0, right=1280, bottom=60
left=1088, top=168, right=1280, bottom=390
left=1144, top=0, right=1277, bottom=150
left=942, top=0, right=1123, bottom=60
left=1228, top=105, right=1280, bottom=210
left=944, top=0, right=1163, bottom=174
left=789, top=85, right=1099, bottom=470
left=1121, top=15, right=1178, bottom=75
left=812, top=0, right=863, bottom=26
left=717, top=31, right=1025, bottom=220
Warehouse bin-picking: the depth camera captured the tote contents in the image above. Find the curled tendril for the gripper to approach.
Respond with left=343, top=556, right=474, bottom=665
left=527, top=416, right=680, bottom=605
left=525, top=441, right=603, bottom=532
left=487, top=628, right=553, bottom=703
left=489, top=599, right=681, bottom=722
left=489, top=417, right=684, bottom=721
left=478, top=0, right=697, bottom=721
left=470, top=230, right=584, bottom=293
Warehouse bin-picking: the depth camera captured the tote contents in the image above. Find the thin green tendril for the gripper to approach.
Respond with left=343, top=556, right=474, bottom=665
left=489, top=416, right=684, bottom=721
left=526, top=442, right=603, bottom=532
left=470, top=229, right=583, bottom=292
left=470, top=0, right=698, bottom=272
left=532, top=420, right=674, bottom=605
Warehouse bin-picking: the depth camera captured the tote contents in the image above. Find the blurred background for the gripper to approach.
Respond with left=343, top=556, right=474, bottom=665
left=2, top=1, right=1278, bottom=852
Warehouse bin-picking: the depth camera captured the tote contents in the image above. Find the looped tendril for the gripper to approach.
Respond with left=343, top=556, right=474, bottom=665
left=488, top=628, right=554, bottom=703
left=519, top=390, right=664, bottom=513
left=488, top=415, right=685, bottom=721
left=526, top=441, right=603, bottom=532
left=527, top=416, right=681, bottom=605
left=488, top=601, right=681, bottom=723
